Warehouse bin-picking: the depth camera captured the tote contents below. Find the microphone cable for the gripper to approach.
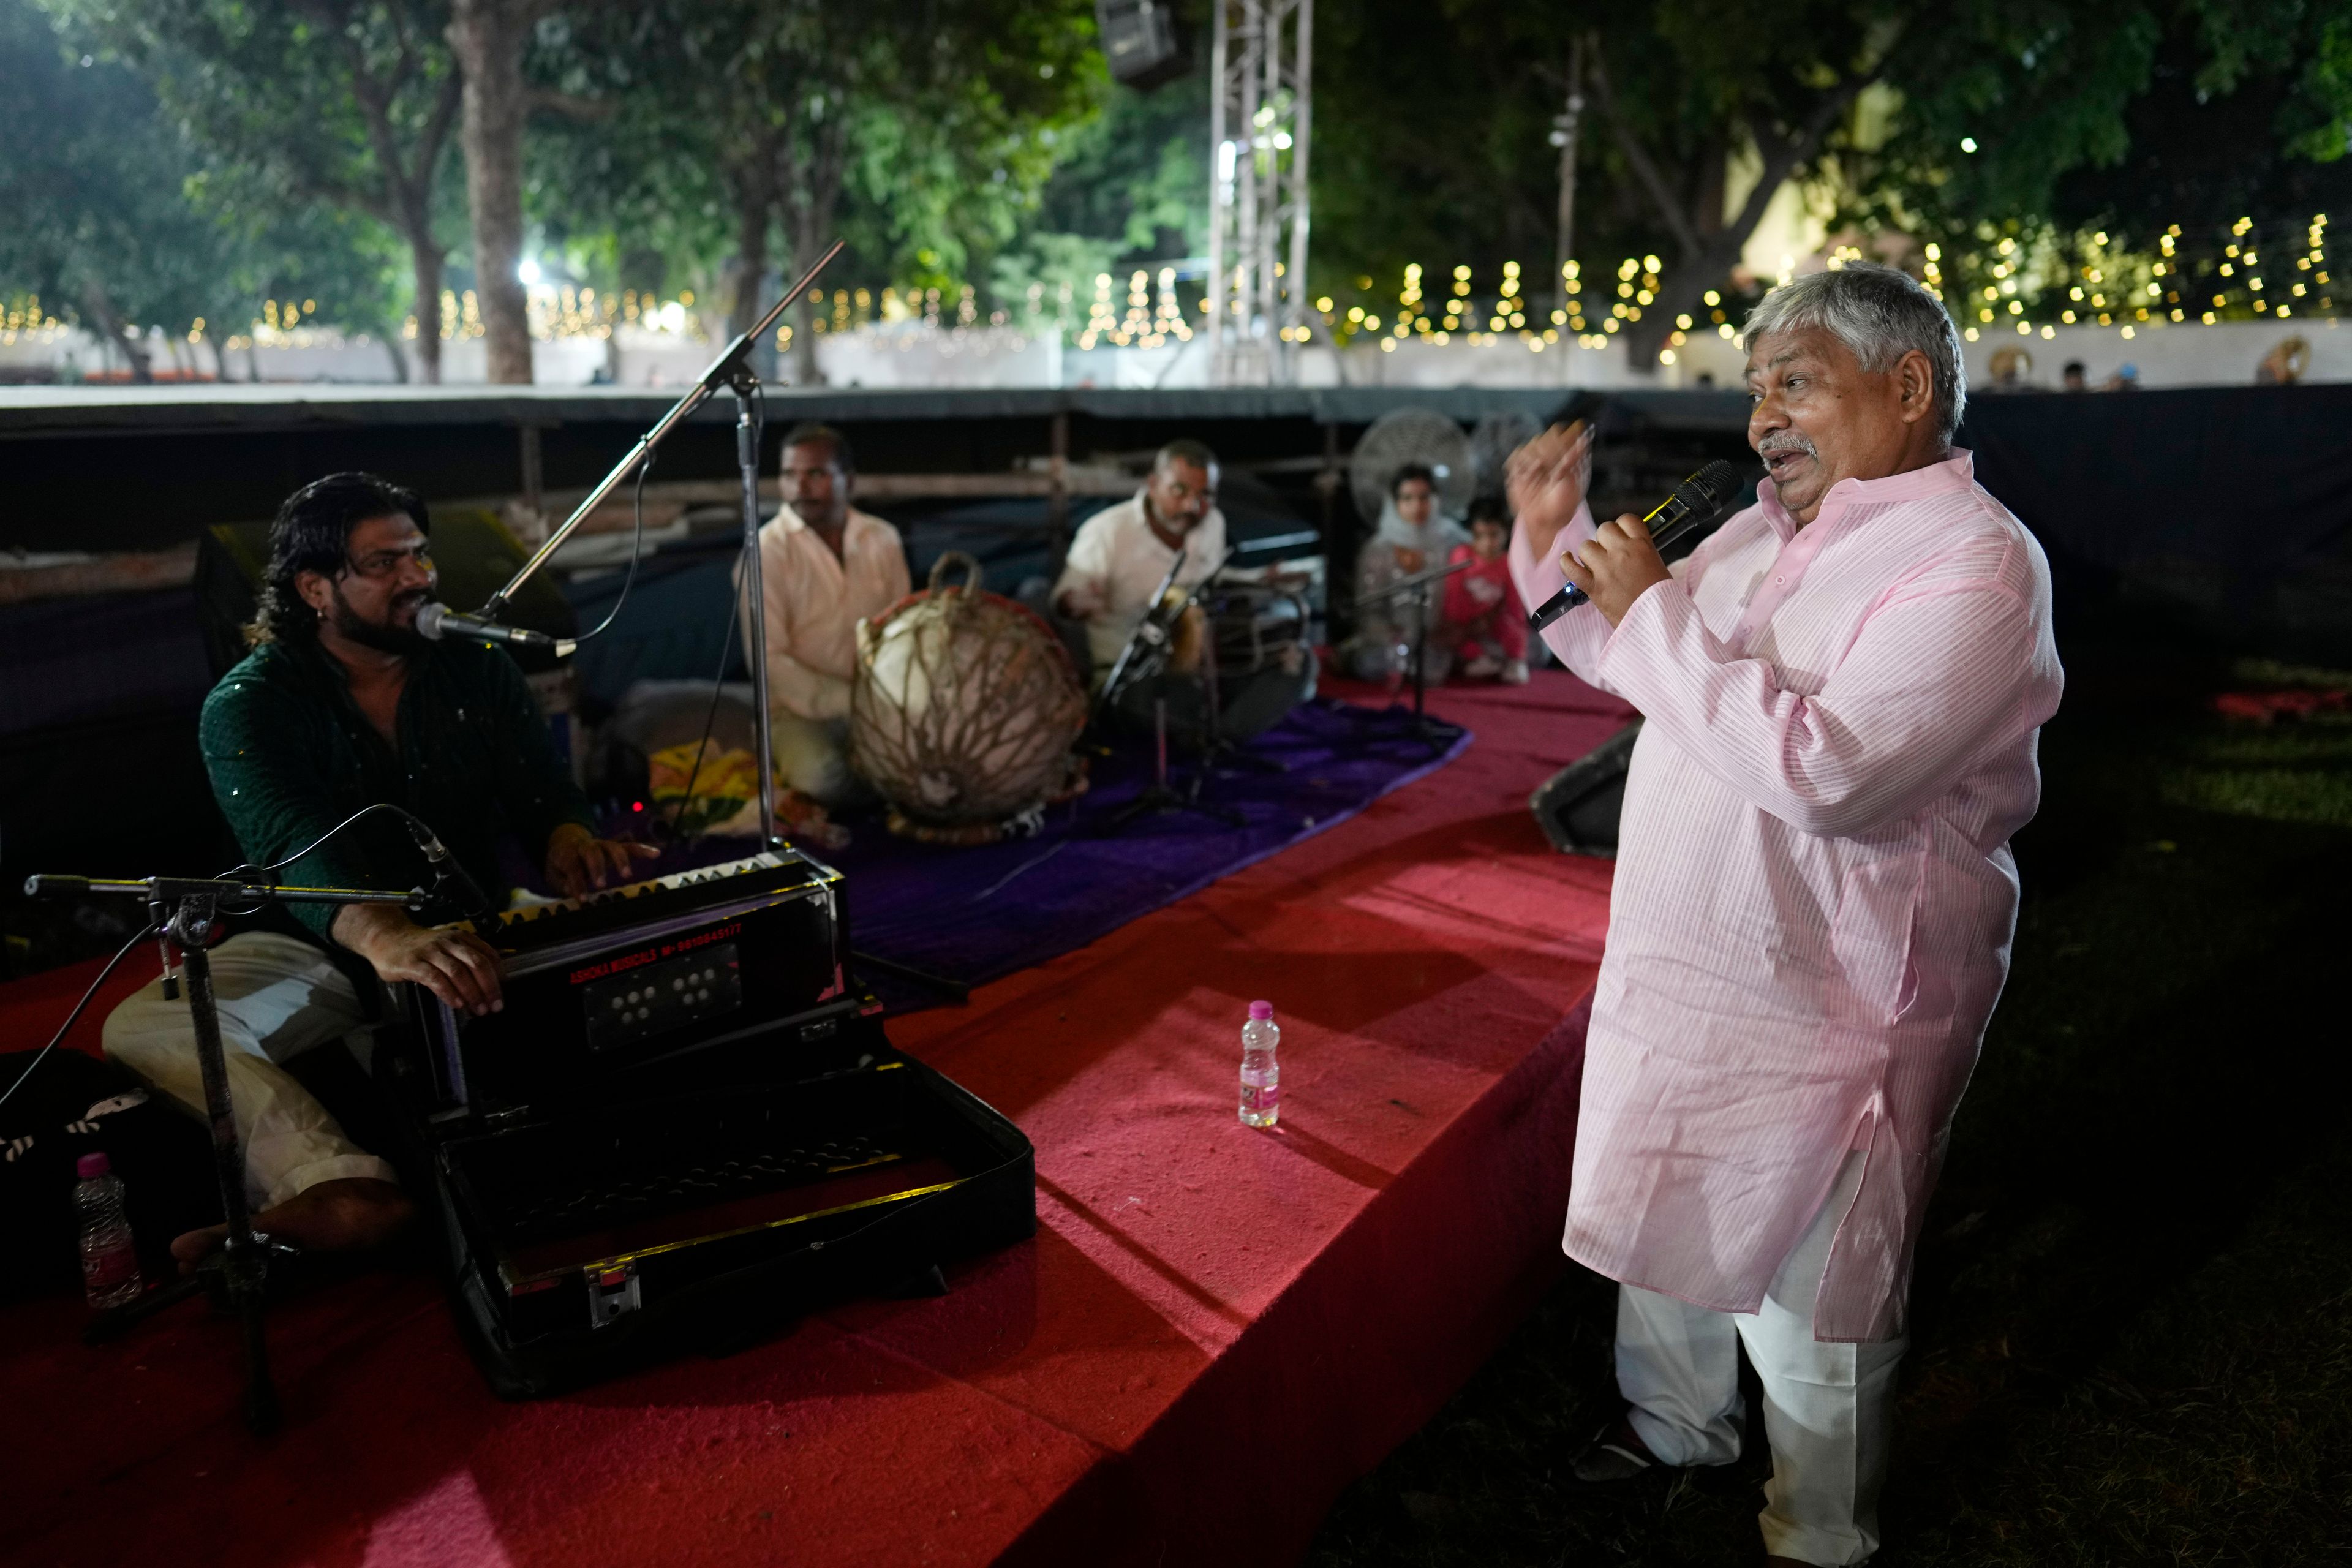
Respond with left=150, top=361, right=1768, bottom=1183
left=669, top=377, right=766, bottom=842
left=0, top=799, right=454, bottom=1113
left=564, top=448, right=657, bottom=647
left=669, top=559, right=744, bottom=843
left=215, top=800, right=445, bottom=912
left=0, top=922, right=159, bottom=1114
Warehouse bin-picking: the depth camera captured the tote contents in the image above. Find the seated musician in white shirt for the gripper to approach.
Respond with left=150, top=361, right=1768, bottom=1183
left=741, top=423, right=912, bottom=805
left=1051, top=440, right=1227, bottom=681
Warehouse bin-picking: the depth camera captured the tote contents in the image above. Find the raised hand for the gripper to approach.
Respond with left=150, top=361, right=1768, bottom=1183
left=1504, top=418, right=1594, bottom=566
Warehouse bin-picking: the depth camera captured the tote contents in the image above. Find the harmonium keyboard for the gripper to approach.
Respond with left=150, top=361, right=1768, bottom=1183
left=385, top=849, right=1036, bottom=1396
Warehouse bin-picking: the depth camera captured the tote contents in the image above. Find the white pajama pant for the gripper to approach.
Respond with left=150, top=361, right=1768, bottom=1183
left=101, top=931, right=398, bottom=1211
left=1616, top=1152, right=1904, bottom=1566
left=770, top=710, right=870, bottom=810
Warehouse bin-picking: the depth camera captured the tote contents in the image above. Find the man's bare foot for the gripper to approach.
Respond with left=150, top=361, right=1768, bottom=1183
left=171, top=1177, right=415, bottom=1272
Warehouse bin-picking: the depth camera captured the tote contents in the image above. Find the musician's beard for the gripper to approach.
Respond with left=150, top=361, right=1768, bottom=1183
left=329, top=582, right=432, bottom=655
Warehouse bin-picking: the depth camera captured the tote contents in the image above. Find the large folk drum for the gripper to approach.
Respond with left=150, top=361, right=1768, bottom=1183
left=850, top=552, right=1089, bottom=843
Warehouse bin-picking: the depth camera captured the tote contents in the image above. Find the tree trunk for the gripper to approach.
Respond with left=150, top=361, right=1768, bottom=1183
left=380, top=324, right=412, bottom=383
left=206, top=318, right=236, bottom=382
left=79, top=282, right=151, bottom=383
left=785, top=217, right=824, bottom=386
left=1587, top=41, right=1877, bottom=369
left=726, top=161, right=775, bottom=341
left=448, top=0, right=536, bottom=384
left=409, top=235, right=447, bottom=384
left=780, top=116, right=848, bottom=388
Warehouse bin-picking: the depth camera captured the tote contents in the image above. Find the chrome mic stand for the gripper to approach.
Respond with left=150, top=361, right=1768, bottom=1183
left=25, top=872, right=425, bottom=1435
left=473, top=241, right=847, bottom=849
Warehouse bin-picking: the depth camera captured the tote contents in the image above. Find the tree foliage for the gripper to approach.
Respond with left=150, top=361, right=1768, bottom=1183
left=43, top=0, right=465, bottom=377
left=1313, top=0, right=2352, bottom=363
left=992, top=53, right=1211, bottom=321
left=17, top=0, right=2352, bottom=382
left=1857, top=0, right=2352, bottom=238
left=535, top=0, right=1099, bottom=382
left=1844, top=2, right=2352, bottom=344
left=0, top=0, right=246, bottom=378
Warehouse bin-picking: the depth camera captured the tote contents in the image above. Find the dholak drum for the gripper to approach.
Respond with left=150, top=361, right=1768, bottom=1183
left=851, top=552, right=1090, bottom=843
left=1114, top=580, right=1316, bottom=747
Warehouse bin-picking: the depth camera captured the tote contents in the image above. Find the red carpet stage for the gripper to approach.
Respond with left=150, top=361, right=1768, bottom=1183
left=0, top=673, right=1631, bottom=1568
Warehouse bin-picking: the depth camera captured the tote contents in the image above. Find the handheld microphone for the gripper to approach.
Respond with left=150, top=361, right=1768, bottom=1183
left=416, top=601, right=577, bottom=658
left=1526, top=459, right=1749, bottom=633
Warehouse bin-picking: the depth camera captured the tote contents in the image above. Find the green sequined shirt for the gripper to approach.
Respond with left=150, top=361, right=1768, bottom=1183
left=202, top=635, right=594, bottom=964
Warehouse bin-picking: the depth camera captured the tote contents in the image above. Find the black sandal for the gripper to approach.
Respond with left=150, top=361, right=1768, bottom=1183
left=1571, top=1415, right=1662, bottom=1482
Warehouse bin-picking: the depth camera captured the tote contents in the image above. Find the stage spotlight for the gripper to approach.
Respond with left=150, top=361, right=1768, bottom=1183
left=1097, top=1, right=1189, bottom=89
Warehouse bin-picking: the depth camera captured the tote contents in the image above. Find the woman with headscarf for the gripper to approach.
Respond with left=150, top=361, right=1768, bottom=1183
left=1346, top=463, right=1471, bottom=684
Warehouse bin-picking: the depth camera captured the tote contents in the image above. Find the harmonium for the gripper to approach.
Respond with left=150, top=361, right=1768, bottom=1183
left=382, top=848, right=1034, bottom=1397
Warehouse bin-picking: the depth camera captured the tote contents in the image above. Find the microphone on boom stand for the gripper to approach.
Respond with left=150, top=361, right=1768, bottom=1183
left=416, top=601, right=578, bottom=658
left=402, top=818, right=497, bottom=931
left=1526, top=459, right=1749, bottom=633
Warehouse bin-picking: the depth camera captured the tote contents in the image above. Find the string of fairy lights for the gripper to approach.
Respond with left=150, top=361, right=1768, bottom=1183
left=1301, top=212, right=2336, bottom=363
left=1315, top=254, right=1684, bottom=356
left=4, top=213, right=2331, bottom=368
left=1916, top=212, right=2330, bottom=349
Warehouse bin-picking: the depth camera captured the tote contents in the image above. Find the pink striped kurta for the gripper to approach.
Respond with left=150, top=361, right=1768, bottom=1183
left=1510, top=450, right=2062, bottom=1341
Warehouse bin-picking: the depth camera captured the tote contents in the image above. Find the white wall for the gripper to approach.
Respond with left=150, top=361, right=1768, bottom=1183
left=1953, top=315, right=2346, bottom=390
left=6, top=313, right=2344, bottom=393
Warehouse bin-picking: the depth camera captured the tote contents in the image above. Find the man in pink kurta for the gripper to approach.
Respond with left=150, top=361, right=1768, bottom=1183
left=1507, top=263, right=2062, bottom=1566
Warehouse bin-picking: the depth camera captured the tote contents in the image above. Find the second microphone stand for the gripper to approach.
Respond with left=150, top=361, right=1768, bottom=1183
left=475, top=243, right=848, bottom=852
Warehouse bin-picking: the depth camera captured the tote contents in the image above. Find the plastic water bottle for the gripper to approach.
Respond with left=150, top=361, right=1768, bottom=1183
left=75, top=1152, right=142, bottom=1310
left=1239, top=1001, right=1281, bottom=1128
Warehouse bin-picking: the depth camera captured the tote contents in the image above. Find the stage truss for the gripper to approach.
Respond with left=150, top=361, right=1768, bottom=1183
left=1205, top=0, right=1313, bottom=387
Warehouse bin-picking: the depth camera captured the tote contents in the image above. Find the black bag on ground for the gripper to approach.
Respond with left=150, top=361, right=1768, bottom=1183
left=0, top=1049, right=218, bottom=1299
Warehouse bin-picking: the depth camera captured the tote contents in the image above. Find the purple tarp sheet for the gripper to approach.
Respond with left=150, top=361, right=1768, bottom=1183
left=550, top=698, right=1470, bottom=1009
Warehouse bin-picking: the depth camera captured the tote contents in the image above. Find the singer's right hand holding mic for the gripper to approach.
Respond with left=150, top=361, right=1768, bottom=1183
left=1561, top=511, right=1673, bottom=628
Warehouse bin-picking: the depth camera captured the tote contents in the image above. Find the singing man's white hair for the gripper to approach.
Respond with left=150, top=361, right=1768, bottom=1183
left=1740, top=261, right=1966, bottom=441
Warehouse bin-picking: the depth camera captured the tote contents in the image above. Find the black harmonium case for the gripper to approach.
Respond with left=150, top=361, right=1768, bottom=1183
left=385, top=850, right=1034, bottom=1398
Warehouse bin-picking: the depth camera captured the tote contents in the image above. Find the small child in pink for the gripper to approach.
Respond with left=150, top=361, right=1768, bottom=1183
left=1441, top=499, right=1530, bottom=683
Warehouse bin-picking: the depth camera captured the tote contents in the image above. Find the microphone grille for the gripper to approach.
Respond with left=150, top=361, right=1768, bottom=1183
left=1692, top=459, right=1746, bottom=501
left=414, top=601, right=450, bottom=641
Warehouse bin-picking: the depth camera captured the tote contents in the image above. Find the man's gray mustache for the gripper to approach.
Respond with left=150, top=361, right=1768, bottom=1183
left=1757, top=434, right=1817, bottom=457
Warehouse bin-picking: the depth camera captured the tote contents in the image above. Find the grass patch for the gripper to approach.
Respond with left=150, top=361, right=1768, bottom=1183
left=1306, top=630, right=2352, bottom=1566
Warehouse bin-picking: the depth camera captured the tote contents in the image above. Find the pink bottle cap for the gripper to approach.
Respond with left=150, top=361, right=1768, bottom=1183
left=76, top=1152, right=111, bottom=1179
left=1248, top=1000, right=1273, bottom=1021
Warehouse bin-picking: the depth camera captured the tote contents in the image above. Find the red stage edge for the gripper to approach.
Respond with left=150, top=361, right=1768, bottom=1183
left=1003, top=1002, right=1590, bottom=1567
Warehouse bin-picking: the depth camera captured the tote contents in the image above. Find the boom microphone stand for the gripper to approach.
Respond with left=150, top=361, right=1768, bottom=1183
left=24, top=872, right=426, bottom=1436
left=475, top=241, right=848, bottom=850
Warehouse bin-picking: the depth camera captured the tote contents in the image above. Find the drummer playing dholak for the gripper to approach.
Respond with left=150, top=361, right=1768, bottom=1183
left=1052, top=439, right=1227, bottom=683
